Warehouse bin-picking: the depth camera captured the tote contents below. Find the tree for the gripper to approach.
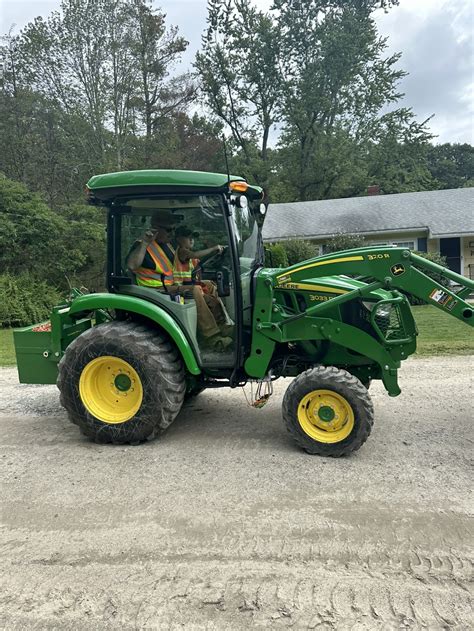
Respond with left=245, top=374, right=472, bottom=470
left=0, top=31, right=102, bottom=206
left=275, top=0, right=421, bottom=200
left=172, top=113, right=225, bottom=172
left=275, top=125, right=370, bottom=201
left=130, top=0, right=191, bottom=163
left=363, top=110, right=437, bottom=194
left=19, top=5, right=111, bottom=164
left=0, top=0, right=195, bottom=204
left=17, top=0, right=192, bottom=171
left=0, top=174, right=105, bottom=289
left=427, top=143, right=474, bottom=190
left=196, top=0, right=282, bottom=186
left=197, top=0, right=438, bottom=201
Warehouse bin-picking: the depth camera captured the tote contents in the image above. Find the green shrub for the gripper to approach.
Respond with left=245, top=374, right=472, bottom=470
left=265, top=243, right=289, bottom=268
left=0, top=273, right=62, bottom=327
left=281, top=239, right=319, bottom=266
left=0, top=174, right=106, bottom=291
left=324, top=232, right=366, bottom=254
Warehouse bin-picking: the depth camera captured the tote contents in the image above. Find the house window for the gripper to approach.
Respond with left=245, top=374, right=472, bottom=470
left=391, top=240, right=416, bottom=249
left=368, top=239, right=416, bottom=250
left=417, top=237, right=427, bottom=252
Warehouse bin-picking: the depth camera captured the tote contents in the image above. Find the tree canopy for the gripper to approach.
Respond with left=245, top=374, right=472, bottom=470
left=0, top=0, right=472, bottom=325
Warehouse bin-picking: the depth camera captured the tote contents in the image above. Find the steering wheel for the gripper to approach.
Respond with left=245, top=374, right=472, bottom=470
left=191, top=246, right=228, bottom=282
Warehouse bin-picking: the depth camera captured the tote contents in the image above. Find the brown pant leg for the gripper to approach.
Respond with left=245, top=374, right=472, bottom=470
left=202, top=281, right=228, bottom=325
left=171, top=284, right=221, bottom=338
left=189, top=285, right=221, bottom=338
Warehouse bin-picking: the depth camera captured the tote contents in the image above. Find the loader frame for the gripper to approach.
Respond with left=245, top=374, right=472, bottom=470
left=245, top=247, right=474, bottom=395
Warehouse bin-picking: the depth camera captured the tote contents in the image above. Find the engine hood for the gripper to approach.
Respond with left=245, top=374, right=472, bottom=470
left=276, top=274, right=392, bottom=300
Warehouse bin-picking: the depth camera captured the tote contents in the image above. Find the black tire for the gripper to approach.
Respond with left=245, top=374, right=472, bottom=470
left=57, top=322, right=186, bottom=444
left=282, top=366, right=374, bottom=457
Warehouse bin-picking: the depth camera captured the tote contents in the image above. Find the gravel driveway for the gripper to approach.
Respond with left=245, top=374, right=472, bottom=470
left=0, top=356, right=473, bottom=630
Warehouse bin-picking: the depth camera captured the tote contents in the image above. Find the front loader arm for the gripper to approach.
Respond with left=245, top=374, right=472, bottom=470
left=271, top=247, right=474, bottom=327
left=245, top=247, right=472, bottom=391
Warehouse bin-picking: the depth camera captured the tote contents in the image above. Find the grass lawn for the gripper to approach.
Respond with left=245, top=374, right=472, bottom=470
left=0, top=328, right=16, bottom=366
left=0, top=306, right=472, bottom=367
left=412, top=305, right=474, bottom=356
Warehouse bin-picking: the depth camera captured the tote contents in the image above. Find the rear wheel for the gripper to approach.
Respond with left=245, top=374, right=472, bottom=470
left=57, top=322, right=186, bottom=444
left=282, top=366, right=374, bottom=457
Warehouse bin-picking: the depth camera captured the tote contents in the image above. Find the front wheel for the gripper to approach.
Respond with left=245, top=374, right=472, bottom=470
left=282, top=366, right=374, bottom=457
left=57, top=322, right=186, bottom=444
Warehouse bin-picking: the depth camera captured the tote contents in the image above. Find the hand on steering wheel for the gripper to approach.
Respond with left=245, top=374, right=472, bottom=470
left=191, top=246, right=228, bottom=282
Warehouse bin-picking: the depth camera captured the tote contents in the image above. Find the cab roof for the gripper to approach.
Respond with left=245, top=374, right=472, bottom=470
left=86, top=169, right=263, bottom=203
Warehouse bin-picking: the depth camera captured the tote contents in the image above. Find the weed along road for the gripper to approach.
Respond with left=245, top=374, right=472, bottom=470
left=0, top=355, right=473, bottom=629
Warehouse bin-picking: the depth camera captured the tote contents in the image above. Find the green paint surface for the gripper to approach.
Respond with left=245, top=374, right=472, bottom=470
left=318, top=406, right=335, bottom=422
left=69, top=294, right=201, bottom=375
left=87, top=169, right=263, bottom=197
left=115, top=374, right=132, bottom=392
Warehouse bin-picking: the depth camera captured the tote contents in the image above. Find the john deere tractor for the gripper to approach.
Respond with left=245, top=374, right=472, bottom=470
left=14, top=170, right=474, bottom=456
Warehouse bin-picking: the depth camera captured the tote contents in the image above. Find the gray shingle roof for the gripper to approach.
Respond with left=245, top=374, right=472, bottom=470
left=263, top=188, right=474, bottom=241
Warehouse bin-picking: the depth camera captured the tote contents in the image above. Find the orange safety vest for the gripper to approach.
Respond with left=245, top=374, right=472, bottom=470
left=174, top=251, right=200, bottom=286
left=135, top=242, right=175, bottom=288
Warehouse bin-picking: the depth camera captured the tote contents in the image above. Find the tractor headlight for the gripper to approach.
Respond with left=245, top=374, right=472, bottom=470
left=363, top=301, right=393, bottom=335
left=373, top=303, right=393, bottom=336
left=374, top=304, right=392, bottom=320
left=362, top=301, right=392, bottom=319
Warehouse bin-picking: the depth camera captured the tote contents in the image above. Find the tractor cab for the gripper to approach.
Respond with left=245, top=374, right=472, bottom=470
left=86, top=169, right=266, bottom=372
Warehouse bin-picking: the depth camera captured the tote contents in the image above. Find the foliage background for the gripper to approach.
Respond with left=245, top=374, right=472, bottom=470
left=0, top=0, right=472, bottom=326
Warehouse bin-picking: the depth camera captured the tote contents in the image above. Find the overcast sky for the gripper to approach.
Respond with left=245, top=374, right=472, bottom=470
left=1, top=0, right=472, bottom=144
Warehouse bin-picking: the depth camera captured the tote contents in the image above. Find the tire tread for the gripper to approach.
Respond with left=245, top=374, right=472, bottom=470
left=282, top=366, right=374, bottom=457
left=57, top=321, right=186, bottom=444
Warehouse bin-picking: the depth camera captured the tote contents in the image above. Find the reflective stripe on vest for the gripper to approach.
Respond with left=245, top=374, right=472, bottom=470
left=136, top=242, right=175, bottom=288
left=174, top=255, right=196, bottom=285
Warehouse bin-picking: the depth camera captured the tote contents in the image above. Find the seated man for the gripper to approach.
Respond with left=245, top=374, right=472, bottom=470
left=126, top=212, right=232, bottom=350
left=174, top=226, right=233, bottom=335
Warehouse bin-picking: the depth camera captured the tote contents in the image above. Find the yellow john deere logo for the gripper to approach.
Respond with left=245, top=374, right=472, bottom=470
left=391, top=264, right=405, bottom=276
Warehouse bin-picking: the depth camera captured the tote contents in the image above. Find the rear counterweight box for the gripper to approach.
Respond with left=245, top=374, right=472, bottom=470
left=14, top=314, right=93, bottom=384
left=13, top=323, right=59, bottom=384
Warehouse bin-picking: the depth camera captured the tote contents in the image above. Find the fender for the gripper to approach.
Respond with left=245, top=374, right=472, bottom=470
left=68, top=293, right=201, bottom=375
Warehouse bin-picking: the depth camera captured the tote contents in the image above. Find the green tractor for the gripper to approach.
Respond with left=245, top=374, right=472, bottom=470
left=14, top=170, right=474, bottom=456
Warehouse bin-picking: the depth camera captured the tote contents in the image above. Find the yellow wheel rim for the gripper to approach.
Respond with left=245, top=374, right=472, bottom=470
left=297, top=389, right=354, bottom=444
left=79, top=356, right=143, bottom=424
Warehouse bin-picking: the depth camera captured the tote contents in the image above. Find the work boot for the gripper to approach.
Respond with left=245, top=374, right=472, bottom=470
left=203, top=334, right=233, bottom=352
left=219, top=324, right=235, bottom=338
left=214, top=335, right=233, bottom=351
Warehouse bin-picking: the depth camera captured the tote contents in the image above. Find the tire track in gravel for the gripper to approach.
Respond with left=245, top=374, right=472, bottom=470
left=1, top=358, right=473, bottom=629
left=0, top=562, right=472, bottom=629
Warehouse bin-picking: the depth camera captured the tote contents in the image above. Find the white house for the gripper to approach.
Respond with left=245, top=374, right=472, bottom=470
left=263, top=188, right=474, bottom=278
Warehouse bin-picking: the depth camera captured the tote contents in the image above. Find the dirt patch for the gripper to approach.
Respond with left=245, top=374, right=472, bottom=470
left=0, top=356, right=473, bottom=629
